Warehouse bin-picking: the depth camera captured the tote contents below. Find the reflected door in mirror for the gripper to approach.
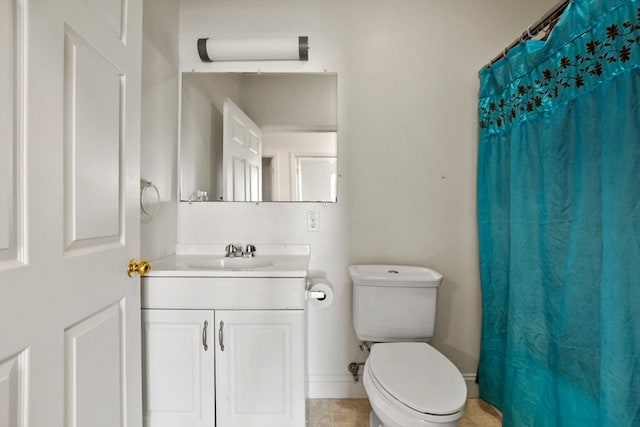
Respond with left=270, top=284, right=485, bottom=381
left=223, top=98, right=262, bottom=201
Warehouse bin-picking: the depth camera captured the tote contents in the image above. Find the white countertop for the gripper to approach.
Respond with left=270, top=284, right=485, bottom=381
left=146, top=253, right=310, bottom=278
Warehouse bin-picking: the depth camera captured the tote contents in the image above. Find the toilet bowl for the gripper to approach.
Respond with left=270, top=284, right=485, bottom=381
left=363, top=342, right=466, bottom=427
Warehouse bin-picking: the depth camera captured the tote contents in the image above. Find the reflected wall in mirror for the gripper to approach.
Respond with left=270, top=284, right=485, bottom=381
left=180, top=72, right=337, bottom=202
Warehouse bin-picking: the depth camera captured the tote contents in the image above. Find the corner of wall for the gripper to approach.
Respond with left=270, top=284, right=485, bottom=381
left=140, top=0, right=180, bottom=260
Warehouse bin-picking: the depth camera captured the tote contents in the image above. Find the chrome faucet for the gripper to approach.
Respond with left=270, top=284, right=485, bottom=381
left=245, top=244, right=256, bottom=257
left=225, top=243, right=256, bottom=257
left=225, top=243, right=243, bottom=257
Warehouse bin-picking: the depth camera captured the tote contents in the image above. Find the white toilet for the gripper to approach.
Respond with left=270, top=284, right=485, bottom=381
left=350, top=265, right=467, bottom=427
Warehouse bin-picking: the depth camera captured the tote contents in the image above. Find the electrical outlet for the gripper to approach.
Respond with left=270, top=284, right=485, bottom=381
left=307, top=211, right=319, bottom=232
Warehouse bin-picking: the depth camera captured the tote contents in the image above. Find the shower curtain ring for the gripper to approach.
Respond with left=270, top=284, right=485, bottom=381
left=527, top=26, right=533, bottom=38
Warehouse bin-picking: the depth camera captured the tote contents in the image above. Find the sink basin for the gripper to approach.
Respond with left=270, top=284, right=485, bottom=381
left=146, top=246, right=310, bottom=278
left=180, top=257, right=274, bottom=270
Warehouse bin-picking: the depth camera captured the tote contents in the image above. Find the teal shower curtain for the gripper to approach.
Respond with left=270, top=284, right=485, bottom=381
left=477, top=0, right=640, bottom=425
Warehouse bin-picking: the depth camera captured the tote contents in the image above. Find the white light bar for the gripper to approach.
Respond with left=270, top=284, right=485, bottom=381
left=197, top=37, right=309, bottom=62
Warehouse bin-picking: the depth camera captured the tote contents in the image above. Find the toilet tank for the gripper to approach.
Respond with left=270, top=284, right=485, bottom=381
left=350, top=265, right=443, bottom=342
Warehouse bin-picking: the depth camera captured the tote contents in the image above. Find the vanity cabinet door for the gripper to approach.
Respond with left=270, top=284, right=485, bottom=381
left=142, top=309, right=215, bottom=427
left=215, top=310, right=305, bottom=427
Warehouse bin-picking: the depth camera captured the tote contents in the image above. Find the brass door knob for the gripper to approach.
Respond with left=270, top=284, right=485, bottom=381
left=128, top=259, right=151, bottom=277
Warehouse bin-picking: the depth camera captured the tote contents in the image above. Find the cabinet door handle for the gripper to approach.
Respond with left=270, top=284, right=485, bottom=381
left=202, top=320, right=209, bottom=351
left=218, top=320, right=225, bottom=352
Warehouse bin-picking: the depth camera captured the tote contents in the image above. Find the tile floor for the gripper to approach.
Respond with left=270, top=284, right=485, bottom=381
left=307, top=398, right=502, bottom=427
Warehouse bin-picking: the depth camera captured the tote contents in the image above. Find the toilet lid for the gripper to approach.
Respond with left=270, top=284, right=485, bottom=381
left=368, top=342, right=467, bottom=416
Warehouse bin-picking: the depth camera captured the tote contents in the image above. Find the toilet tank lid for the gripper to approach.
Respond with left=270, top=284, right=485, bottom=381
left=368, top=342, right=467, bottom=415
left=349, top=265, right=443, bottom=287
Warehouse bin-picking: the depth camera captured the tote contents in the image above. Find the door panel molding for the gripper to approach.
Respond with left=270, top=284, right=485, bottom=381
left=63, top=27, right=125, bottom=255
left=64, top=301, right=126, bottom=427
left=83, top=0, right=128, bottom=44
left=0, top=0, right=26, bottom=268
left=0, top=349, right=29, bottom=427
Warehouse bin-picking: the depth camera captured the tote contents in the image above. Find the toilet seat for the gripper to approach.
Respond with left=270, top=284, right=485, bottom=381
left=364, top=343, right=466, bottom=426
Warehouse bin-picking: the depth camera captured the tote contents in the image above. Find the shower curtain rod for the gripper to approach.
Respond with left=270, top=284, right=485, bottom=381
left=483, top=0, right=571, bottom=69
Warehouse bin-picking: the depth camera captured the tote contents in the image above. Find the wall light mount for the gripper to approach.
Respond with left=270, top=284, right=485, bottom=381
left=197, top=37, right=310, bottom=62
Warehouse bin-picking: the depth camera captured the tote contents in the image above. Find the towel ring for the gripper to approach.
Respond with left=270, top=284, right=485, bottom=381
left=140, top=179, right=160, bottom=217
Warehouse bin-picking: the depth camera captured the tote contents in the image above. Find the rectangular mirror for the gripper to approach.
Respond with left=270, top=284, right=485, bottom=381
left=180, top=72, right=337, bottom=202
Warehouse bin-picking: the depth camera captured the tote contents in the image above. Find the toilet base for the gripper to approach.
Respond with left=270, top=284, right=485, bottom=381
left=370, top=410, right=383, bottom=427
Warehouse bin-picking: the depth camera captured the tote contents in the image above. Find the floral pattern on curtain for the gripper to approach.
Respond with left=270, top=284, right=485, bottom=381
left=477, top=0, right=640, bottom=426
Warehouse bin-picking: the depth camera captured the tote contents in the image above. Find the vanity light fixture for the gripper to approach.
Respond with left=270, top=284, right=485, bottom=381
left=197, top=36, right=309, bottom=62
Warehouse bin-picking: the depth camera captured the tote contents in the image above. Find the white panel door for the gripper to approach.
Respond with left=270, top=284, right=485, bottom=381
left=142, top=310, right=215, bottom=427
left=0, top=1, right=143, bottom=427
left=222, top=98, right=262, bottom=201
left=232, top=158, right=247, bottom=201
left=215, top=310, right=305, bottom=427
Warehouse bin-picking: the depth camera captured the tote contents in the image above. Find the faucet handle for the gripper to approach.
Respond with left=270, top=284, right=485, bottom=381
left=245, top=244, right=256, bottom=257
left=225, top=244, right=237, bottom=257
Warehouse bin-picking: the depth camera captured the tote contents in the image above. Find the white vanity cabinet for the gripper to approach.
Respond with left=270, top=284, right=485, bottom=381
left=141, top=273, right=307, bottom=427
left=214, top=310, right=304, bottom=427
left=142, top=309, right=215, bottom=427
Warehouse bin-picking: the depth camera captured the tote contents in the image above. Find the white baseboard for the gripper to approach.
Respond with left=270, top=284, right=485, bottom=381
left=308, top=373, right=479, bottom=399
left=464, top=373, right=479, bottom=397
left=308, top=374, right=367, bottom=398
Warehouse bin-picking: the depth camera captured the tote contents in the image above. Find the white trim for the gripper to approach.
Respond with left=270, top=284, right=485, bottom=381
left=463, top=373, right=479, bottom=398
